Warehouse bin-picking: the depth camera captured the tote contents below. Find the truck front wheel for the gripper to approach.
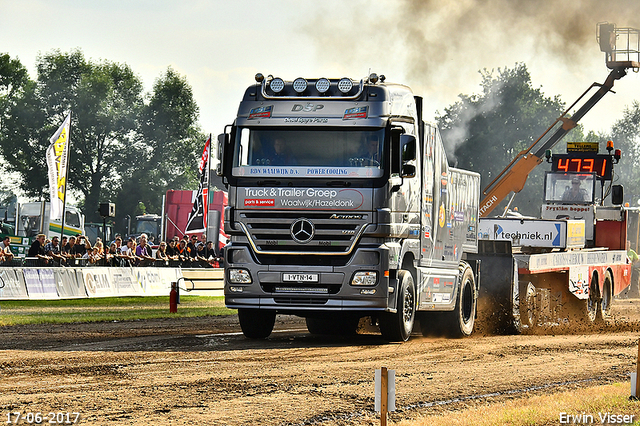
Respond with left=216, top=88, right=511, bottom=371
left=379, top=270, right=416, bottom=342
left=238, top=308, right=276, bottom=339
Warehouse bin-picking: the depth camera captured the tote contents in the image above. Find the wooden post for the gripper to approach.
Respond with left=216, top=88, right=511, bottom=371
left=636, top=338, right=640, bottom=398
left=380, top=366, right=388, bottom=426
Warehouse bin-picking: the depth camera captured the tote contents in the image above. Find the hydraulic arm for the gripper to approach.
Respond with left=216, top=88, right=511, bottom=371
left=479, top=23, right=639, bottom=217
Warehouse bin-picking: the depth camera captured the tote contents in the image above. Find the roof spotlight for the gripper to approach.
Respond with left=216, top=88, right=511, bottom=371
left=255, top=73, right=264, bottom=83
left=270, top=77, right=285, bottom=93
left=338, top=78, right=353, bottom=93
left=315, top=78, right=330, bottom=93
left=369, top=73, right=379, bottom=84
left=293, top=78, right=308, bottom=93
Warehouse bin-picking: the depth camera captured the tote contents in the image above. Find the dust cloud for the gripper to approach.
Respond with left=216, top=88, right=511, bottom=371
left=305, top=0, right=640, bottom=122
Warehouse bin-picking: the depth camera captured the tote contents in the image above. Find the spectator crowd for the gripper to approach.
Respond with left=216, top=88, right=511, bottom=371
left=1, top=233, right=223, bottom=268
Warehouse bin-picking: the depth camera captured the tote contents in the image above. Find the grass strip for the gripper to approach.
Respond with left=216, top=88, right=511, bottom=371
left=396, top=382, right=640, bottom=426
left=0, top=296, right=236, bottom=326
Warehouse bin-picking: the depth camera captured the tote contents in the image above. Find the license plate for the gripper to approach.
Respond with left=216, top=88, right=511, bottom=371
left=283, top=273, right=318, bottom=282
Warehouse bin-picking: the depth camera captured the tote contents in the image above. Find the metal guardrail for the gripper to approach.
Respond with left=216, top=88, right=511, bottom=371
left=1, top=258, right=222, bottom=269
left=180, top=268, right=225, bottom=292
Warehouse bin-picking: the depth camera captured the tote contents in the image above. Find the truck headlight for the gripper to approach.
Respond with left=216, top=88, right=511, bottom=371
left=229, top=268, right=252, bottom=284
left=351, top=271, right=377, bottom=286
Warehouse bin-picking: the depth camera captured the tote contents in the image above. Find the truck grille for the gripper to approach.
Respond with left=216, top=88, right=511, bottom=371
left=237, top=211, right=369, bottom=254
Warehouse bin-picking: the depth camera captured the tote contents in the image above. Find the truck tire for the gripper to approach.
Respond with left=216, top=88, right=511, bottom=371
left=306, top=316, right=359, bottom=336
left=565, top=278, right=599, bottom=325
left=379, top=270, right=416, bottom=342
left=521, top=282, right=538, bottom=329
left=597, top=271, right=613, bottom=322
left=586, top=280, right=599, bottom=324
left=238, top=308, right=276, bottom=339
left=443, top=266, right=476, bottom=337
left=503, top=262, right=522, bottom=334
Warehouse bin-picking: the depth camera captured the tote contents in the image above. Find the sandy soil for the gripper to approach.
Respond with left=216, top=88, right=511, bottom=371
left=1, top=299, right=639, bottom=425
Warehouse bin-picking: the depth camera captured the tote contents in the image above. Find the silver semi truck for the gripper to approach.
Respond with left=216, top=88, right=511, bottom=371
left=217, top=73, right=480, bottom=341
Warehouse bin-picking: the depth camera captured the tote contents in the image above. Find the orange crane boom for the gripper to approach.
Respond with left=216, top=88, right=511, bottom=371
left=479, top=24, right=639, bottom=217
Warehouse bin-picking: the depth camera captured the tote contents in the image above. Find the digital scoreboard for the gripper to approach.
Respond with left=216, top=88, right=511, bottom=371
left=551, top=154, right=613, bottom=180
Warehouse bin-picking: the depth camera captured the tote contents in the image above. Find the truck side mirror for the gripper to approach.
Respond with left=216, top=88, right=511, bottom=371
left=400, top=135, right=416, bottom=178
left=612, top=185, right=623, bottom=205
left=401, top=164, right=416, bottom=178
left=216, top=133, right=228, bottom=177
left=400, top=135, right=416, bottom=161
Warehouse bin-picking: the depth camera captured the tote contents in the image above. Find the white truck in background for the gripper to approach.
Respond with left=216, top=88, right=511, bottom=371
left=17, top=202, right=84, bottom=240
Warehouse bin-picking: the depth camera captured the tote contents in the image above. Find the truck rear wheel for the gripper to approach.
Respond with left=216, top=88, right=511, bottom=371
left=597, top=271, right=613, bottom=322
left=238, top=308, right=276, bottom=339
left=586, top=282, right=599, bottom=324
left=444, top=266, right=476, bottom=337
left=521, top=282, right=538, bottom=329
left=379, top=270, right=415, bottom=342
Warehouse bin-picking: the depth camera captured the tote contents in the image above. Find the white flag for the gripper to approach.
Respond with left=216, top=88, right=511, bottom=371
left=46, top=113, right=71, bottom=221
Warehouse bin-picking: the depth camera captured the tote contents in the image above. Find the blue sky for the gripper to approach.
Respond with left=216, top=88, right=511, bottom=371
left=2, top=0, right=640, bottom=143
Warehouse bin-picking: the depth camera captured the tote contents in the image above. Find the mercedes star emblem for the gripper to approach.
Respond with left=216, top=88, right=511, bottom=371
left=290, top=218, right=315, bottom=244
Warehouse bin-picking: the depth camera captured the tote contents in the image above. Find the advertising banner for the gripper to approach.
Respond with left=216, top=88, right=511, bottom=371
left=238, top=186, right=371, bottom=211
left=478, top=218, right=566, bottom=248
left=111, top=268, right=143, bottom=296
left=0, top=269, right=28, bottom=299
left=134, top=268, right=167, bottom=296
left=0, top=266, right=222, bottom=300
left=83, top=268, right=115, bottom=297
left=55, top=268, right=87, bottom=298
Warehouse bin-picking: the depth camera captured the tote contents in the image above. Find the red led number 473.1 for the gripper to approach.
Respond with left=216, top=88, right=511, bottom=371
left=552, top=155, right=612, bottom=179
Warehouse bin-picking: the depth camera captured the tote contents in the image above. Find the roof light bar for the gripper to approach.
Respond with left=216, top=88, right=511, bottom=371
left=338, top=78, right=353, bottom=93
left=293, top=78, right=308, bottom=93
left=315, top=78, right=330, bottom=93
left=270, top=78, right=285, bottom=93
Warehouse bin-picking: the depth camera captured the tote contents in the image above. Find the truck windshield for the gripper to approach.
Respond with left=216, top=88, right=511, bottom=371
left=231, top=128, right=385, bottom=178
left=135, top=220, right=159, bottom=236
left=545, top=173, right=595, bottom=204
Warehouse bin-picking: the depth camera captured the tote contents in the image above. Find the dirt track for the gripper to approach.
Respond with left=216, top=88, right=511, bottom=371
left=1, top=299, right=639, bottom=425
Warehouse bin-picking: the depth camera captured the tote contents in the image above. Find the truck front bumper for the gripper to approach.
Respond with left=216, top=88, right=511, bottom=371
left=224, top=243, right=391, bottom=312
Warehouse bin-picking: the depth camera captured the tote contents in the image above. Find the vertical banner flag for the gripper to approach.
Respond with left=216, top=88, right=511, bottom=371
left=185, top=136, right=211, bottom=234
left=46, top=113, right=71, bottom=221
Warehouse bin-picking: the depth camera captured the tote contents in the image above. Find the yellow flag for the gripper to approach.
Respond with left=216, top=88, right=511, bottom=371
left=45, top=113, right=71, bottom=221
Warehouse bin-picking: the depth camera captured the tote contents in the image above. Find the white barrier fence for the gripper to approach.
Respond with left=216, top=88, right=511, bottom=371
left=0, top=267, right=223, bottom=300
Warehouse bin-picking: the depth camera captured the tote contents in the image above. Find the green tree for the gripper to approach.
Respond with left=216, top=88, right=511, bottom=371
left=436, top=63, right=569, bottom=216
left=114, top=67, right=204, bottom=230
left=0, top=53, right=29, bottom=129
left=37, top=50, right=144, bottom=222
left=607, top=101, right=640, bottom=206
left=0, top=53, right=48, bottom=198
left=0, top=50, right=203, bottom=230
